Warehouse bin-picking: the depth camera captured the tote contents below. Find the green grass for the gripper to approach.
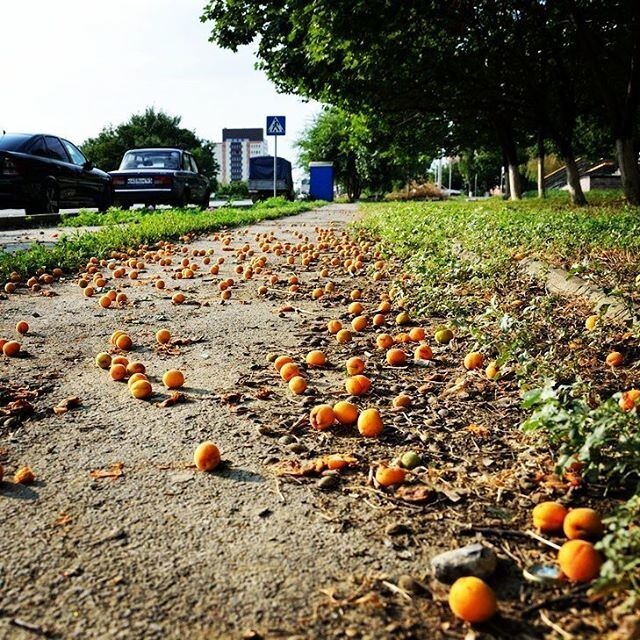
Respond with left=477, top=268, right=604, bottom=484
left=359, top=191, right=640, bottom=317
left=0, top=200, right=324, bottom=280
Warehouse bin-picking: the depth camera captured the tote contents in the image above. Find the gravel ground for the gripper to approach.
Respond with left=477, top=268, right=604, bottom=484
left=0, top=205, right=454, bottom=640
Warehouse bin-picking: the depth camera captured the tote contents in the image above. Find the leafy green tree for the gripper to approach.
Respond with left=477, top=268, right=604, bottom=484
left=82, top=108, right=219, bottom=179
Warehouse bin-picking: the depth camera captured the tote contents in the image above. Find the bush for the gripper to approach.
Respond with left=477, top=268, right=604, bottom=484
left=216, top=181, right=249, bottom=199
left=384, top=181, right=445, bottom=201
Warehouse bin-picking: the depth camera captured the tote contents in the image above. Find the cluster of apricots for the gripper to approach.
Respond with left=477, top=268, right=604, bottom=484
left=95, top=329, right=185, bottom=400
left=3, top=268, right=64, bottom=295
left=532, top=502, right=605, bottom=582
left=0, top=320, right=29, bottom=358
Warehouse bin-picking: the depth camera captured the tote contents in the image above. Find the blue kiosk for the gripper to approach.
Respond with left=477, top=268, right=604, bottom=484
left=309, top=161, right=334, bottom=201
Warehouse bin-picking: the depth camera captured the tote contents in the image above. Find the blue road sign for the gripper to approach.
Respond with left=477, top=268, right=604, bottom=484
left=266, top=116, right=286, bottom=136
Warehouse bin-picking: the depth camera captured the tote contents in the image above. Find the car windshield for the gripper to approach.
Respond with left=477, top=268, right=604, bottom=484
left=0, top=133, right=32, bottom=151
left=120, top=150, right=180, bottom=170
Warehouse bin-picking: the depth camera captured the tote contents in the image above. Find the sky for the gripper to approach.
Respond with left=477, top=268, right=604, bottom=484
left=0, top=0, right=322, bottom=172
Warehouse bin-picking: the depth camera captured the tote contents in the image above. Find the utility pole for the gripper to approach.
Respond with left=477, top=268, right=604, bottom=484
left=448, top=159, right=452, bottom=191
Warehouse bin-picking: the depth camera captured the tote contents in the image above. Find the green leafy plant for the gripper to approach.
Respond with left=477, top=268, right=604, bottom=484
left=595, top=494, right=640, bottom=606
left=522, top=382, right=640, bottom=491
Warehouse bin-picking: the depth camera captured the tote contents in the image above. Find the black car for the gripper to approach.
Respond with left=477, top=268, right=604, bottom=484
left=110, top=148, right=211, bottom=209
left=0, top=133, right=112, bottom=214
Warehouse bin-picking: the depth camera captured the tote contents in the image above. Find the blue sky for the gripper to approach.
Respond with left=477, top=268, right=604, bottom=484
left=0, top=0, right=321, bottom=171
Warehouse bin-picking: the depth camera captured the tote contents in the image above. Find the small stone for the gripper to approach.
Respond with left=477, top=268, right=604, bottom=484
left=431, top=544, right=497, bottom=584
left=317, top=475, right=340, bottom=491
left=278, top=435, right=295, bottom=446
left=262, top=456, right=279, bottom=466
left=288, top=442, right=307, bottom=454
left=256, top=424, right=278, bottom=437
left=386, top=522, right=411, bottom=536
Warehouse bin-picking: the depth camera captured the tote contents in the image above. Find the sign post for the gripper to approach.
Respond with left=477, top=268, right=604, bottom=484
left=266, top=116, right=286, bottom=198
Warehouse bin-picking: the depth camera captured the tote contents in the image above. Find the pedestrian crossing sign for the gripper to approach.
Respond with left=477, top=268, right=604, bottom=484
left=266, top=116, right=286, bottom=136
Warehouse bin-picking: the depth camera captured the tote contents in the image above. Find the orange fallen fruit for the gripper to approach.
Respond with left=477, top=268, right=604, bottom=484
left=448, top=576, right=497, bottom=623
left=194, top=442, right=221, bottom=471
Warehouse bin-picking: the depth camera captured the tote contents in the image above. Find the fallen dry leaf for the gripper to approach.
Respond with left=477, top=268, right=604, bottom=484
left=395, top=485, right=434, bottom=503
left=157, top=392, right=187, bottom=408
left=53, top=396, right=81, bottom=416
left=90, top=462, right=124, bottom=480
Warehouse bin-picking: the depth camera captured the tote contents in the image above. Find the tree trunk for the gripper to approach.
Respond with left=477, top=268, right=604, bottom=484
left=565, top=155, right=587, bottom=205
left=616, top=137, right=640, bottom=205
left=508, top=164, right=522, bottom=200
left=537, top=131, right=545, bottom=198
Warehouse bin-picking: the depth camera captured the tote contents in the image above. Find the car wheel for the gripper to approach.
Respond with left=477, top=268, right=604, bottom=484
left=175, top=190, right=189, bottom=208
left=97, top=185, right=113, bottom=213
left=26, top=182, right=60, bottom=215
left=199, top=190, right=211, bottom=210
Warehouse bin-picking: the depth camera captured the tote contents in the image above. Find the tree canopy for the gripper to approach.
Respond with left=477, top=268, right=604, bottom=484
left=82, top=108, right=219, bottom=180
left=202, top=1, right=640, bottom=205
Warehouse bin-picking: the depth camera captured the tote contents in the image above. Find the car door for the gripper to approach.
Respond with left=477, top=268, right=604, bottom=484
left=188, top=154, right=207, bottom=200
left=44, top=136, right=79, bottom=206
left=61, top=139, right=101, bottom=206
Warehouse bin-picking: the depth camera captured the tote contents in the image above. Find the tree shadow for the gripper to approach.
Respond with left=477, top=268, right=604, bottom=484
left=219, top=465, right=265, bottom=484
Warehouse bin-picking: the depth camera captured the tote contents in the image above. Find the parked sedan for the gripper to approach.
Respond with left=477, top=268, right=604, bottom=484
left=110, top=148, right=211, bottom=209
left=0, top=133, right=112, bottom=214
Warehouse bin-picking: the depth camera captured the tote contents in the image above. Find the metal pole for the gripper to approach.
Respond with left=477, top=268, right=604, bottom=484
left=474, top=174, right=478, bottom=196
left=448, top=160, right=452, bottom=191
left=273, top=136, right=277, bottom=198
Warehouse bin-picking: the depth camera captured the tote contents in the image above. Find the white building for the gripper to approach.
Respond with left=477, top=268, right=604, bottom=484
left=214, top=128, right=269, bottom=185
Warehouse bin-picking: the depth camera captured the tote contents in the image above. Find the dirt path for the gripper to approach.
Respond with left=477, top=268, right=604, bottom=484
left=0, top=204, right=439, bottom=639
left=1, top=204, right=585, bottom=640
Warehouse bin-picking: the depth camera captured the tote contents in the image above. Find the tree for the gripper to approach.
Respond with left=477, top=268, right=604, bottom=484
left=82, top=108, right=219, bottom=179
left=201, top=1, right=640, bottom=204
left=296, top=107, right=440, bottom=201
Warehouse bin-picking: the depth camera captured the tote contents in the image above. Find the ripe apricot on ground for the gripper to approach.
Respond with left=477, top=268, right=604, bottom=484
left=448, top=576, right=497, bottom=623
left=558, top=540, right=602, bottom=582
left=14, top=466, right=35, bottom=484
left=532, top=501, right=568, bottom=534
left=606, top=351, right=624, bottom=367
left=409, top=327, right=425, bottom=342
left=109, top=364, right=127, bottom=381
left=326, top=455, right=350, bottom=470
left=172, top=293, right=185, bottom=305
left=95, top=353, right=112, bottom=369
left=115, top=334, right=133, bottom=351
left=156, top=329, right=171, bottom=344
left=127, top=373, right=148, bottom=387
left=310, top=404, right=336, bottom=431
left=392, top=394, right=412, bottom=408
left=619, top=389, right=640, bottom=411
left=414, top=344, right=433, bottom=361
left=351, top=315, right=368, bottom=332
left=376, top=334, right=394, bottom=350
left=386, top=348, right=407, bottom=366
left=112, top=355, right=128, bottom=366
left=336, top=329, right=353, bottom=344
left=279, top=362, right=300, bottom=382
left=194, top=442, right=221, bottom=471
left=327, top=319, right=342, bottom=334
left=348, top=301, right=364, bottom=315
left=395, top=311, right=411, bottom=325
left=99, top=295, right=112, bottom=308
left=375, top=465, right=406, bottom=487
left=163, top=369, right=185, bottom=389
left=345, top=375, right=371, bottom=396
left=16, top=321, right=29, bottom=335
left=274, top=355, right=294, bottom=372
left=306, top=350, right=326, bottom=367
left=464, top=352, right=484, bottom=370
left=126, top=361, right=146, bottom=375
left=485, top=361, right=500, bottom=380
left=357, top=408, right=383, bottom=437
left=130, top=380, right=153, bottom=400
left=333, top=401, right=359, bottom=425
left=3, top=341, right=21, bottom=357
left=585, top=315, right=599, bottom=331
left=346, top=356, right=365, bottom=375
left=563, top=508, right=604, bottom=540
left=288, top=376, right=307, bottom=395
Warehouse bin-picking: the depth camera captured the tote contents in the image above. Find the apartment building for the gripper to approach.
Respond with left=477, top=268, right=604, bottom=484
left=214, top=128, right=269, bottom=184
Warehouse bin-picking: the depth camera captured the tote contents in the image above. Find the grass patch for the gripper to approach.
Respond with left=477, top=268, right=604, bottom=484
left=0, top=200, right=324, bottom=280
